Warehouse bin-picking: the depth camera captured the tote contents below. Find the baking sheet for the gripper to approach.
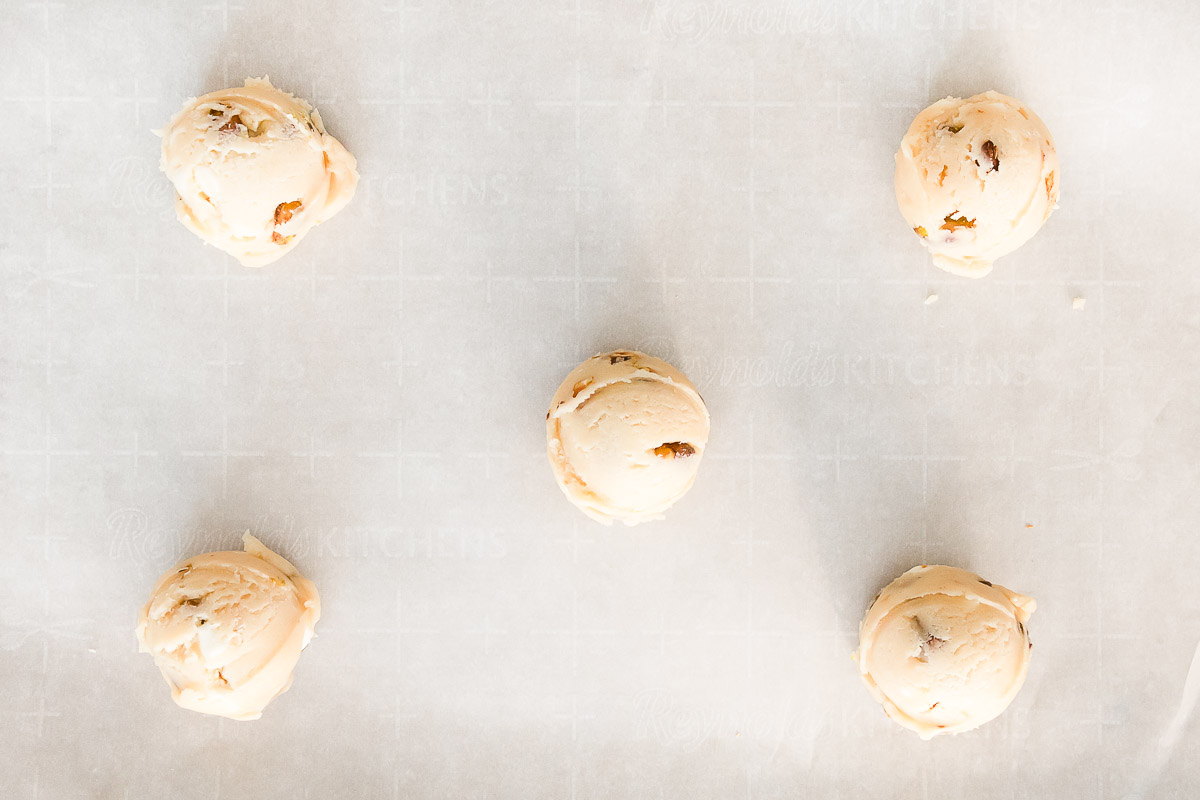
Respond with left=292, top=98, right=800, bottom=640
left=3, top=1, right=1200, bottom=797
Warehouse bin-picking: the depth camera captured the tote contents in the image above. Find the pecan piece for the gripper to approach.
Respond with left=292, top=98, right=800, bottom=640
left=981, top=139, right=999, bottom=173
left=911, top=617, right=946, bottom=662
left=218, top=114, right=244, bottom=133
left=940, top=212, right=976, bottom=232
left=913, top=226, right=928, bottom=239
left=271, top=231, right=294, bottom=245
left=653, top=442, right=696, bottom=459
left=274, top=200, right=303, bottom=225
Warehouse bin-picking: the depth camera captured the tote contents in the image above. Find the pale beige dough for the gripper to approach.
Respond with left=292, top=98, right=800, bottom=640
left=895, top=90, right=1059, bottom=277
left=159, top=77, right=358, bottom=267
left=856, top=564, right=1035, bottom=739
left=136, top=533, right=320, bottom=720
left=546, top=350, right=710, bottom=526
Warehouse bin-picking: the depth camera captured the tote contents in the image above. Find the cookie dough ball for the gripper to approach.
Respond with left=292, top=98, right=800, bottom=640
left=136, top=533, right=321, bottom=720
left=546, top=350, right=710, bottom=526
left=159, top=77, right=358, bottom=267
left=856, top=565, right=1035, bottom=739
left=894, top=90, right=1059, bottom=277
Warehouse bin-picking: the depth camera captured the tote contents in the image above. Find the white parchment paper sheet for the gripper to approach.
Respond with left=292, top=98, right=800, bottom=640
left=3, top=1, right=1200, bottom=797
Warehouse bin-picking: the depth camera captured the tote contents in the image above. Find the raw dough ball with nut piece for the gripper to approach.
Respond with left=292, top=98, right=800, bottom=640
left=136, top=533, right=321, bottom=720
left=546, top=350, right=710, bottom=526
left=855, top=564, right=1035, bottom=739
left=159, top=77, right=358, bottom=267
left=895, top=90, right=1059, bottom=277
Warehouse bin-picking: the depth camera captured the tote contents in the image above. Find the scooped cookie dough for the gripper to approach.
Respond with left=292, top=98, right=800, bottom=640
left=546, top=350, right=710, bottom=526
left=894, top=90, right=1059, bottom=277
left=159, top=77, right=358, bottom=267
left=855, top=564, right=1035, bottom=739
left=136, top=533, right=321, bottom=720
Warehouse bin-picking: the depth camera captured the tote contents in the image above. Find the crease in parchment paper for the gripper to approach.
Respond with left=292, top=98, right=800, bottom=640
left=1124, top=636, right=1200, bottom=799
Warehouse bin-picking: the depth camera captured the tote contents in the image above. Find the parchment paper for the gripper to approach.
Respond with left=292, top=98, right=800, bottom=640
left=3, top=1, right=1200, bottom=797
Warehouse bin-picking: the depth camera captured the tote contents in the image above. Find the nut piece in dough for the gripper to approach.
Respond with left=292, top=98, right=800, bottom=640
left=546, top=350, right=710, bottom=526
left=894, top=90, right=1059, bottom=277
left=136, top=533, right=321, bottom=720
left=158, top=77, right=358, bottom=267
left=855, top=564, right=1035, bottom=739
